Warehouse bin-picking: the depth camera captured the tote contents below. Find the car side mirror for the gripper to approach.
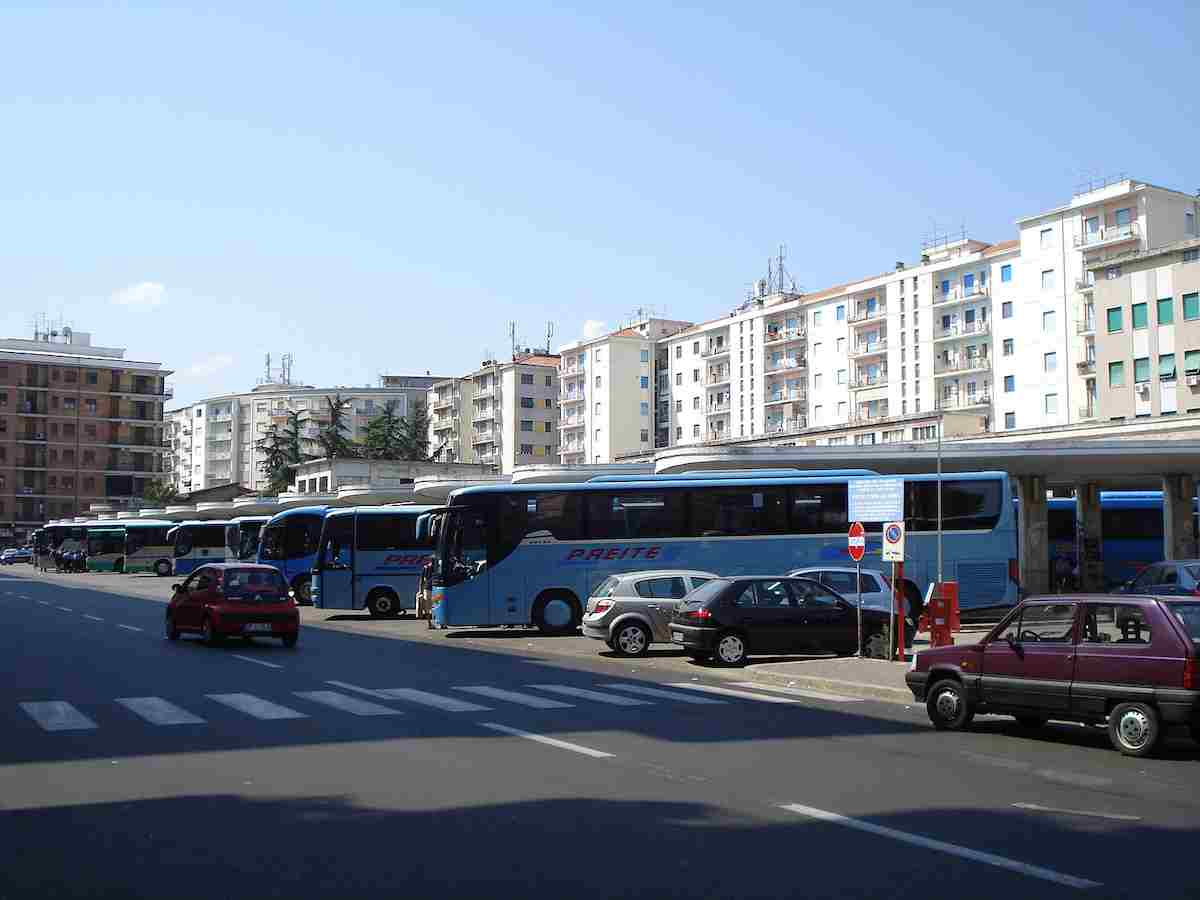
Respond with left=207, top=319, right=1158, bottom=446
left=171, top=583, right=181, bottom=592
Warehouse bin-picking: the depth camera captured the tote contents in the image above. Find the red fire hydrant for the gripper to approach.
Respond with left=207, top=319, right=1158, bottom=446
left=928, top=582, right=959, bottom=648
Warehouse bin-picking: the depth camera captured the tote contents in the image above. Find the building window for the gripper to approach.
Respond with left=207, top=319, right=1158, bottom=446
left=692, top=369, right=699, bottom=383
left=813, top=373, right=823, bottom=390
left=639, top=376, right=649, bottom=389
left=812, top=311, right=823, bottom=327
left=86, top=371, right=98, bottom=385
left=693, top=341, right=700, bottom=354
left=1184, top=249, right=1199, bottom=263
left=836, top=369, right=847, bottom=385
left=1183, top=292, right=1200, bottom=320
left=1114, top=207, right=1132, bottom=226
left=1104, top=265, right=1121, bottom=280
left=543, top=421, right=553, bottom=433
left=675, top=399, right=682, bottom=412
left=1041, top=269, right=1055, bottom=290
left=1185, top=350, right=1200, bottom=375
left=836, top=337, right=845, bottom=354
left=837, top=401, right=847, bottom=418
left=594, top=348, right=603, bottom=361
left=1134, top=357, right=1150, bottom=383
left=1158, top=297, right=1174, bottom=325
left=1106, top=307, right=1123, bottom=333
left=836, top=305, right=845, bottom=321
left=520, top=444, right=533, bottom=455
left=1001, top=301, right=1012, bottom=319
left=1044, top=393, right=1058, bottom=415
left=1003, top=338, right=1014, bottom=356
left=1004, top=375, right=1015, bottom=393
left=1108, top=361, right=1124, bottom=387
left=1043, top=352, right=1057, bottom=372
left=521, top=373, right=534, bottom=385
left=941, top=279, right=950, bottom=295
left=692, top=424, right=700, bottom=437
left=594, top=402, right=601, bottom=415
left=675, top=373, right=682, bottom=386
left=639, top=401, right=649, bottom=416
left=545, top=375, right=553, bottom=387
left=1132, top=302, right=1148, bottom=330
left=1160, top=353, right=1176, bottom=380
left=675, top=346, right=682, bottom=359
left=640, top=349, right=650, bottom=363
left=1004, top=412, right=1016, bottom=430
left=1039, top=228, right=1053, bottom=250
left=594, top=375, right=602, bottom=389
left=1000, top=264, right=1012, bottom=283
left=692, top=397, right=700, bottom=410
left=1188, top=211, right=1196, bottom=235
left=544, top=398, right=552, bottom=408
left=1042, top=310, right=1055, bottom=333
left=520, top=397, right=534, bottom=408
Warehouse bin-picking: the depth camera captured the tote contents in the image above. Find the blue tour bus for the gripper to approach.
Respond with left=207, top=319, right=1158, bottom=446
left=257, top=506, right=328, bottom=605
left=312, top=505, right=439, bottom=617
left=225, top=515, right=271, bottom=562
left=428, top=470, right=1018, bottom=633
left=169, top=521, right=229, bottom=576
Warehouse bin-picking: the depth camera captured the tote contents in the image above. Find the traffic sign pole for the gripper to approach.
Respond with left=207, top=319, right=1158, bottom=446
left=848, top=522, right=865, bottom=657
left=855, top=559, right=862, bottom=658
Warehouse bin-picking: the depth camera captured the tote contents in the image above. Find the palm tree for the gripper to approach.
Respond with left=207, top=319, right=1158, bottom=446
left=317, top=393, right=358, bottom=459
left=364, top=400, right=405, bottom=459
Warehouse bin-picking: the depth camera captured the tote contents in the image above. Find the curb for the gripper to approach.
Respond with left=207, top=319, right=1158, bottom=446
left=734, top=665, right=916, bottom=705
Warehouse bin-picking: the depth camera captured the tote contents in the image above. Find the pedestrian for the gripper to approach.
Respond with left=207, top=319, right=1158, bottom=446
left=1054, top=555, right=1071, bottom=593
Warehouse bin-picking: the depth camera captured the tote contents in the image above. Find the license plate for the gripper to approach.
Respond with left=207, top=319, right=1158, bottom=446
left=243, top=623, right=273, bottom=633
left=672, top=631, right=684, bottom=642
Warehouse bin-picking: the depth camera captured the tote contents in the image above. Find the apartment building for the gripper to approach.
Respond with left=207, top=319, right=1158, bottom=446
left=167, top=375, right=440, bottom=493
left=558, top=317, right=691, bottom=464
left=0, top=330, right=169, bottom=542
left=427, top=377, right=476, bottom=464
left=1091, top=237, right=1200, bottom=421
left=455, top=353, right=560, bottom=474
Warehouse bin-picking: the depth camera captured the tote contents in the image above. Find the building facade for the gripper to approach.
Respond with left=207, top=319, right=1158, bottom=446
left=0, top=330, right=170, bottom=543
left=427, top=377, right=476, bottom=464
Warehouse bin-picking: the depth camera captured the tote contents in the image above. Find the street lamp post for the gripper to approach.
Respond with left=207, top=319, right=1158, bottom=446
left=937, top=411, right=944, bottom=585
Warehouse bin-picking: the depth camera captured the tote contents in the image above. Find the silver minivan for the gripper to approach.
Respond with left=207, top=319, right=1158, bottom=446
left=583, top=569, right=718, bottom=657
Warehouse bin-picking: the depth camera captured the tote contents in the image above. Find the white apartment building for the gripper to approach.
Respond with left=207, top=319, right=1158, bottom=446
left=439, top=354, right=560, bottom=474
left=167, top=376, right=439, bottom=493
left=558, top=317, right=691, bottom=464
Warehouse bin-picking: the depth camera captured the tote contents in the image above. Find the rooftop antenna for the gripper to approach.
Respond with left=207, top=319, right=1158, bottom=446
left=509, top=321, right=519, bottom=360
left=264, top=353, right=271, bottom=383
left=281, top=353, right=294, bottom=385
left=544, top=321, right=555, bottom=355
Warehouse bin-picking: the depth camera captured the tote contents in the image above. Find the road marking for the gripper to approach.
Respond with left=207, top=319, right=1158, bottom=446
left=294, top=690, right=403, bottom=717
left=37, top=600, right=51, bottom=606
left=1012, top=802, right=1141, bottom=822
left=528, top=684, right=653, bottom=707
left=116, top=697, right=206, bottom=726
left=601, top=683, right=729, bottom=705
left=231, top=654, right=283, bottom=670
left=57, top=606, right=73, bottom=612
left=730, top=682, right=862, bottom=703
left=19, top=701, right=98, bottom=732
left=779, top=803, right=1101, bottom=890
left=1034, top=769, right=1113, bottom=789
left=327, top=682, right=493, bottom=713
left=206, top=693, right=307, bottom=720
left=83, top=614, right=105, bottom=622
left=666, top=683, right=803, bottom=704
left=454, top=686, right=574, bottom=709
left=477, top=722, right=614, bottom=759
left=117, top=624, right=143, bottom=632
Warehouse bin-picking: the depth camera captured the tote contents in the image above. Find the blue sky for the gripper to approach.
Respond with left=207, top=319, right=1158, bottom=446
left=2, top=3, right=1196, bottom=406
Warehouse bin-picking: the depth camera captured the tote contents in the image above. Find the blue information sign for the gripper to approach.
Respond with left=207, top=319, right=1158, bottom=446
left=847, top=478, right=904, bottom=523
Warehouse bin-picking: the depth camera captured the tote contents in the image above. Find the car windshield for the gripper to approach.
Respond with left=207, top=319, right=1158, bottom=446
left=1186, top=566, right=1200, bottom=582
left=1170, top=602, right=1200, bottom=643
left=223, top=569, right=286, bottom=598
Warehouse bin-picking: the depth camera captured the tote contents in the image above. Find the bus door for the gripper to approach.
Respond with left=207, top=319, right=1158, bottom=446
left=314, top=514, right=355, bottom=610
left=440, top=507, right=492, bottom=626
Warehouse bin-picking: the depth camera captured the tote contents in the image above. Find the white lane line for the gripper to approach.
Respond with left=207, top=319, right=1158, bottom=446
left=327, top=681, right=492, bottom=713
left=1012, top=802, right=1141, bottom=823
left=116, top=697, right=206, bottom=726
left=19, top=701, right=98, bottom=732
left=231, top=654, right=283, bottom=670
left=83, top=614, right=105, bottom=622
left=666, top=682, right=803, bottom=704
left=56, top=606, right=73, bottom=612
left=454, top=686, right=574, bottom=709
left=730, top=682, right=863, bottom=703
left=601, top=683, right=729, bottom=705
left=780, top=803, right=1101, bottom=890
left=528, top=684, right=653, bottom=707
left=117, top=624, right=143, bottom=632
left=206, top=693, right=307, bottom=720
left=477, top=722, right=614, bottom=759
left=37, top=600, right=51, bottom=606
left=294, top=690, right=403, bottom=717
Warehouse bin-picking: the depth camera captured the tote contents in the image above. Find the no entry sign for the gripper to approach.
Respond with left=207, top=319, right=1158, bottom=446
left=847, top=521, right=865, bottom=562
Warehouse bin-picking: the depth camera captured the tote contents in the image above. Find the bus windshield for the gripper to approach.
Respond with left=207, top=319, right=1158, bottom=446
left=436, top=506, right=490, bottom=583
left=317, top=515, right=354, bottom=569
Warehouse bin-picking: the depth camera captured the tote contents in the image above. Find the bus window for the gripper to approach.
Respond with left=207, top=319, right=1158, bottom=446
left=789, top=483, right=848, bottom=534
left=905, top=479, right=1003, bottom=531
left=284, top=517, right=322, bottom=559
left=174, top=529, right=193, bottom=557
left=357, top=514, right=416, bottom=551
left=585, top=490, right=687, bottom=540
left=690, top=486, right=788, bottom=536
left=259, top=525, right=285, bottom=561
left=1102, top=506, right=1163, bottom=540
left=1048, top=507, right=1075, bottom=542
left=497, top=492, right=584, bottom=547
left=318, top=516, right=355, bottom=569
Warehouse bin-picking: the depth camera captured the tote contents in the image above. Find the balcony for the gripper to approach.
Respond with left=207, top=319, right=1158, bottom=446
left=471, top=430, right=499, bottom=446
left=764, top=390, right=805, bottom=406
left=705, top=429, right=732, bottom=442
left=431, top=397, right=455, bottom=412
left=1076, top=317, right=1096, bottom=335
left=701, top=343, right=731, bottom=359
left=560, top=364, right=585, bottom=379
left=706, top=402, right=731, bottom=415
left=478, top=452, right=499, bottom=466
left=851, top=405, right=890, bottom=424
left=1075, top=278, right=1095, bottom=294
left=764, top=326, right=805, bottom=345
left=471, top=406, right=497, bottom=424
left=561, top=443, right=585, bottom=456
left=1074, top=221, right=1139, bottom=249
left=765, top=417, right=806, bottom=436
left=559, top=417, right=585, bottom=430
left=851, top=371, right=889, bottom=389
left=934, top=356, right=990, bottom=377
left=1077, top=359, right=1096, bottom=375
left=474, top=385, right=497, bottom=400
left=17, top=432, right=48, bottom=443
left=765, top=356, right=806, bottom=374
left=848, top=339, right=887, bottom=358
left=848, top=304, right=886, bottom=325
left=933, top=283, right=989, bottom=308
left=705, top=370, right=732, bottom=386
left=561, top=391, right=586, bottom=406
left=1078, top=405, right=1097, bottom=420
left=936, top=392, right=993, bottom=411
left=933, top=320, right=991, bottom=342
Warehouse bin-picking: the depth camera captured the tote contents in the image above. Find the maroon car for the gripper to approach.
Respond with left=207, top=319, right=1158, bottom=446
left=166, top=563, right=300, bottom=647
left=906, top=595, right=1200, bottom=756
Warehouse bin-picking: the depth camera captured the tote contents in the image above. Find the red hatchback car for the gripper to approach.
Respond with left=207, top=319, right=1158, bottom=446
left=166, top=563, right=300, bottom=647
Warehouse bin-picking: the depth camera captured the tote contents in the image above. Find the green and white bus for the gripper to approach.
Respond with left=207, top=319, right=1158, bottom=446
left=124, top=520, right=176, bottom=576
left=86, top=525, right=127, bottom=572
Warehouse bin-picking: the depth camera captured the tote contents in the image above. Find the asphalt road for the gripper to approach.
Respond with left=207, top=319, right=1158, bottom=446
left=1, top=566, right=1198, bottom=899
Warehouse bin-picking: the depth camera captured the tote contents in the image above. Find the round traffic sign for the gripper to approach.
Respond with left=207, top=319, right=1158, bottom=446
left=847, top=521, right=865, bottom=562
left=884, top=523, right=903, bottom=544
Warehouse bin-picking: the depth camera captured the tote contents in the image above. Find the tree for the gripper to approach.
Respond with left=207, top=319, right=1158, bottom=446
left=141, top=479, right=180, bottom=505
left=398, top=400, right=431, bottom=461
left=316, top=393, right=358, bottom=460
left=364, top=400, right=405, bottom=460
left=256, top=409, right=311, bottom=493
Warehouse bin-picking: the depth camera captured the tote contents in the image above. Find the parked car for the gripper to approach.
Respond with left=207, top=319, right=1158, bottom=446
left=669, top=576, right=907, bottom=666
left=789, top=566, right=923, bottom=627
left=906, top=595, right=1200, bottom=756
left=166, top=563, right=299, bottom=647
left=1111, top=560, right=1200, bottom=597
left=583, top=570, right=718, bottom=657
left=1, top=548, right=32, bottom=565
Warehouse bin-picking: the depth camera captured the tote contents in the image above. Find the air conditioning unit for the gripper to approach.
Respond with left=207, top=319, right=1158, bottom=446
left=1187, top=375, right=1200, bottom=387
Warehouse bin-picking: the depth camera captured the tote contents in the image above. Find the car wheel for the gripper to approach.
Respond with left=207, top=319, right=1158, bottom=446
left=164, top=613, right=180, bottom=641
left=201, top=617, right=223, bottom=646
left=926, top=678, right=974, bottom=731
left=1014, top=715, right=1047, bottom=729
left=612, top=621, right=651, bottom=658
left=713, top=631, right=748, bottom=667
left=154, top=560, right=172, bottom=577
left=1108, top=702, right=1160, bottom=757
left=367, top=590, right=400, bottom=618
left=532, top=591, right=580, bottom=636
left=282, top=633, right=298, bottom=648
left=863, top=630, right=889, bottom=660
left=293, top=576, right=313, bottom=606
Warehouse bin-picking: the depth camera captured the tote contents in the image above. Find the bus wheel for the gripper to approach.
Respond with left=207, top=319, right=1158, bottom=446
left=293, top=576, right=313, bottom=606
left=367, top=590, right=400, bottom=618
left=154, top=560, right=172, bottom=577
left=533, top=591, right=580, bottom=635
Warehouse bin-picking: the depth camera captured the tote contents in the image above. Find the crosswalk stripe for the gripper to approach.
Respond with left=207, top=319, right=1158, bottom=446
left=372, top=687, right=492, bottom=713
left=665, top=683, right=803, bottom=704
left=83, top=614, right=104, bottom=622
left=600, top=683, right=729, bottom=705
left=294, top=691, right=403, bottom=717
left=454, top=686, right=574, bottom=709
left=116, top=697, right=206, bottom=725
left=528, top=684, right=653, bottom=707
left=206, top=693, right=307, bottom=720
left=730, top=682, right=862, bottom=703
left=20, top=701, right=97, bottom=731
